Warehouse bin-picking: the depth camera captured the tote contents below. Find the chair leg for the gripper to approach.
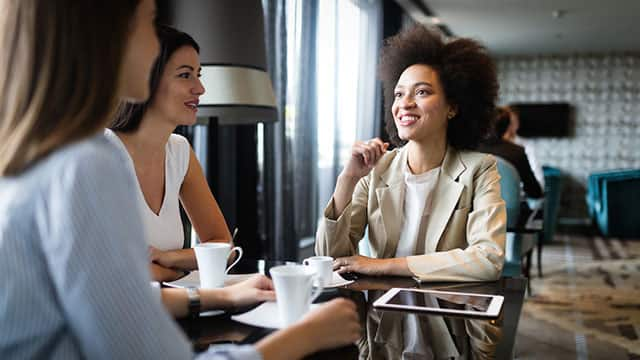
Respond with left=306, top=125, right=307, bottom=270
left=537, top=233, right=543, bottom=278
left=525, top=252, right=532, bottom=277
left=525, top=251, right=533, bottom=295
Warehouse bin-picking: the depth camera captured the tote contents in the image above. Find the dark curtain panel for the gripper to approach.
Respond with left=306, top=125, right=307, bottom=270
left=261, top=0, right=295, bottom=261
left=261, top=0, right=319, bottom=261
left=291, top=1, right=319, bottom=247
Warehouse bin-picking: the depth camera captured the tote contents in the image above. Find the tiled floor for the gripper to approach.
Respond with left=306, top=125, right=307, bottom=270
left=516, top=309, right=632, bottom=359
left=514, top=234, right=640, bottom=359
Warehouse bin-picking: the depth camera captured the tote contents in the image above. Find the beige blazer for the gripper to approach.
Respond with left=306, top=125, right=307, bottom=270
left=315, top=145, right=506, bottom=282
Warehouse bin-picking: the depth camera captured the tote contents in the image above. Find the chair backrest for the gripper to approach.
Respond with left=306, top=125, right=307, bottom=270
left=495, top=156, right=522, bottom=229
left=587, top=169, right=640, bottom=217
left=542, top=166, right=563, bottom=243
left=496, top=157, right=526, bottom=277
left=598, top=175, right=640, bottom=238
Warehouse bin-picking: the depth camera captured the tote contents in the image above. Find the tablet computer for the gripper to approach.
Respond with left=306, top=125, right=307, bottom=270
left=373, top=288, right=504, bottom=318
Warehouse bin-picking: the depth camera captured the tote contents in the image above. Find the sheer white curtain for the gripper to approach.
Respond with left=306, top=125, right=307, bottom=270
left=261, top=0, right=383, bottom=259
left=315, top=0, right=383, bottom=222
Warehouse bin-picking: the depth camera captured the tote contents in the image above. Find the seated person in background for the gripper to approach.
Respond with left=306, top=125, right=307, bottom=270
left=502, top=106, right=545, bottom=188
left=315, top=25, right=506, bottom=283
left=107, top=25, right=231, bottom=282
left=0, top=1, right=361, bottom=359
left=477, top=106, right=544, bottom=199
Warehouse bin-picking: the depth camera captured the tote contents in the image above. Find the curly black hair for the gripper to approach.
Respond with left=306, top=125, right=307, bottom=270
left=378, top=25, right=498, bottom=150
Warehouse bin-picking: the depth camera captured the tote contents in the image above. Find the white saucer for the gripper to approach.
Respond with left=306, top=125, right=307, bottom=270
left=323, top=271, right=355, bottom=288
left=231, top=301, right=319, bottom=329
left=164, top=271, right=258, bottom=288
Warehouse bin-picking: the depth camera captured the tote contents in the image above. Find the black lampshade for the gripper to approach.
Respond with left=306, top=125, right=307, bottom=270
left=164, top=0, right=277, bottom=125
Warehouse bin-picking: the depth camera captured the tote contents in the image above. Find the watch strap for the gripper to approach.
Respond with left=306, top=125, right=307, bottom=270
left=186, top=287, right=201, bottom=316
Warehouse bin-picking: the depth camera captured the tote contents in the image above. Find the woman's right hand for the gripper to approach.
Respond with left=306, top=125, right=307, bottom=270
left=218, top=274, right=275, bottom=308
left=256, top=298, right=361, bottom=360
left=341, top=138, right=389, bottom=180
left=297, top=298, right=361, bottom=353
left=331, top=138, right=389, bottom=218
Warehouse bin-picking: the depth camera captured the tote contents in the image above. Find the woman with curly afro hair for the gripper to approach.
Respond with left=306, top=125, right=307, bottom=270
left=316, top=25, right=506, bottom=283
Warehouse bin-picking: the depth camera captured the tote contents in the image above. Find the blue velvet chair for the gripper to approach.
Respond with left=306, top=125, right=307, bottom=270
left=541, top=166, right=563, bottom=245
left=586, top=169, right=640, bottom=238
left=596, top=174, right=640, bottom=238
left=586, top=169, right=638, bottom=219
left=496, top=158, right=521, bottom=230
left=496, top=157, right=535, bottom=279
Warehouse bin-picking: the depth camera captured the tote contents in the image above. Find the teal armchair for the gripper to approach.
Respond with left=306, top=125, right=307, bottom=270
left=596, top=174, right=640, bottom=238
left=586, top=169, right=640, bottom=238
left=587, top=169, right=638, bottom=219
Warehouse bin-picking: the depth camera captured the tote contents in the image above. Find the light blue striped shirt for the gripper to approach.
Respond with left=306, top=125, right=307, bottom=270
left=0, top=135, right=260, bottom=360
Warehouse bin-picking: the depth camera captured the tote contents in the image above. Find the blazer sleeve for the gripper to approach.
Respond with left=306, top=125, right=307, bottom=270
left=315, top=175, right=370, bottom=258
left=406, top=156, right=506, bottom=282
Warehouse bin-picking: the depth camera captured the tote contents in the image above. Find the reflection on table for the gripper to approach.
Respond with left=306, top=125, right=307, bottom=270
left=175, top=260, right=527, bottom=359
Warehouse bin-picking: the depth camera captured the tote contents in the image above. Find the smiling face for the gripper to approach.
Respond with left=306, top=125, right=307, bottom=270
left=149, top=45, right=204, bottom=126
left=391, top=64, right=455, bottom=144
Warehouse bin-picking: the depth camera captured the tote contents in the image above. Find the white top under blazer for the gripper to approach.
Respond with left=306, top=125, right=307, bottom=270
left=104, top=129, right=189, bottom=250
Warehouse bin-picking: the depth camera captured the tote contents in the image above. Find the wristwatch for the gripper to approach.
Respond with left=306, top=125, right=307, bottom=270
left=186, top=287, right=201, bottom=316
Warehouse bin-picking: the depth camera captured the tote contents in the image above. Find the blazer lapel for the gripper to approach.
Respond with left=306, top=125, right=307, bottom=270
left=375, top=149, right=407, bottom=258
left=425, top=147, right=465, bottom=253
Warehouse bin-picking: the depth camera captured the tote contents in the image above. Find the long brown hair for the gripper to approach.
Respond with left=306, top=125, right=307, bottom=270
left=0, top=0, right=140, bottom=175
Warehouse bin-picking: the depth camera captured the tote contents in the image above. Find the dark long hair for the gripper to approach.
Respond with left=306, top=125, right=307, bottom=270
left=110, top=24, right=200, bottom=132
left=492, top=106, right=512, bottom=139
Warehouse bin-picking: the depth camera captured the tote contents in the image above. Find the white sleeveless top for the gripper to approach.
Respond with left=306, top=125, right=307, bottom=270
left=104, top=129, right=190, bottom=250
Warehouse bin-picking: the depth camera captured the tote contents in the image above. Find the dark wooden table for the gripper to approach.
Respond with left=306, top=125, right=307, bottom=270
left=177, top=260, right=527, bottom=359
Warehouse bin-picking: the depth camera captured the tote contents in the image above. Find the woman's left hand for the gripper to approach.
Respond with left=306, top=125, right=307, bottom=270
left=333, top=255, right=389, bottom=276
left=148, top=246, right=177, bottom=268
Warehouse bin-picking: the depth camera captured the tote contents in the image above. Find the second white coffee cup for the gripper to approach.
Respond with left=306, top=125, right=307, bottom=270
left=303, top=256, right=333, bottom=286
left=194, top=243, right=243, bottom=288
left=270, top=264, right=324, bottom=327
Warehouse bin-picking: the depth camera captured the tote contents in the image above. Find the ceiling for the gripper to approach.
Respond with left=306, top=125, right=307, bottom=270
left=410, top=0, right=640, bottom=55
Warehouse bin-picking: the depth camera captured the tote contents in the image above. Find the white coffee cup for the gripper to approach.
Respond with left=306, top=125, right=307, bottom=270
left=303, top=256, right=334, bottom=286
left=194, top=243, right=243, bottom=288
left=270, top=264, right=324, bottom=327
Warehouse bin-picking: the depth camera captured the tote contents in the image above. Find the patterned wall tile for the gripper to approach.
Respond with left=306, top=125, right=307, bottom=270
left=497, top=54, right=640, bottom=218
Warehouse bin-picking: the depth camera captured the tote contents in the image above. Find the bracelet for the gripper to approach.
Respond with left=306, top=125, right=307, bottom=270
left=186, top=287, right=201, bottom=317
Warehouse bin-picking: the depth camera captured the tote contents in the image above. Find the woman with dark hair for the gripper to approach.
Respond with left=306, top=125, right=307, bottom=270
left=316, top=25, right=506, bottom=283
left=0, top=2, right=360, bottom=358
left=107, top=25, right=231, bottom=282
left=477, top=106, right=543, bottom=199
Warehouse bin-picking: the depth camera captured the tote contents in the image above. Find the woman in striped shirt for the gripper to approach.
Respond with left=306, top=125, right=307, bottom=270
left=0, top=1, right=360, bottom=359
